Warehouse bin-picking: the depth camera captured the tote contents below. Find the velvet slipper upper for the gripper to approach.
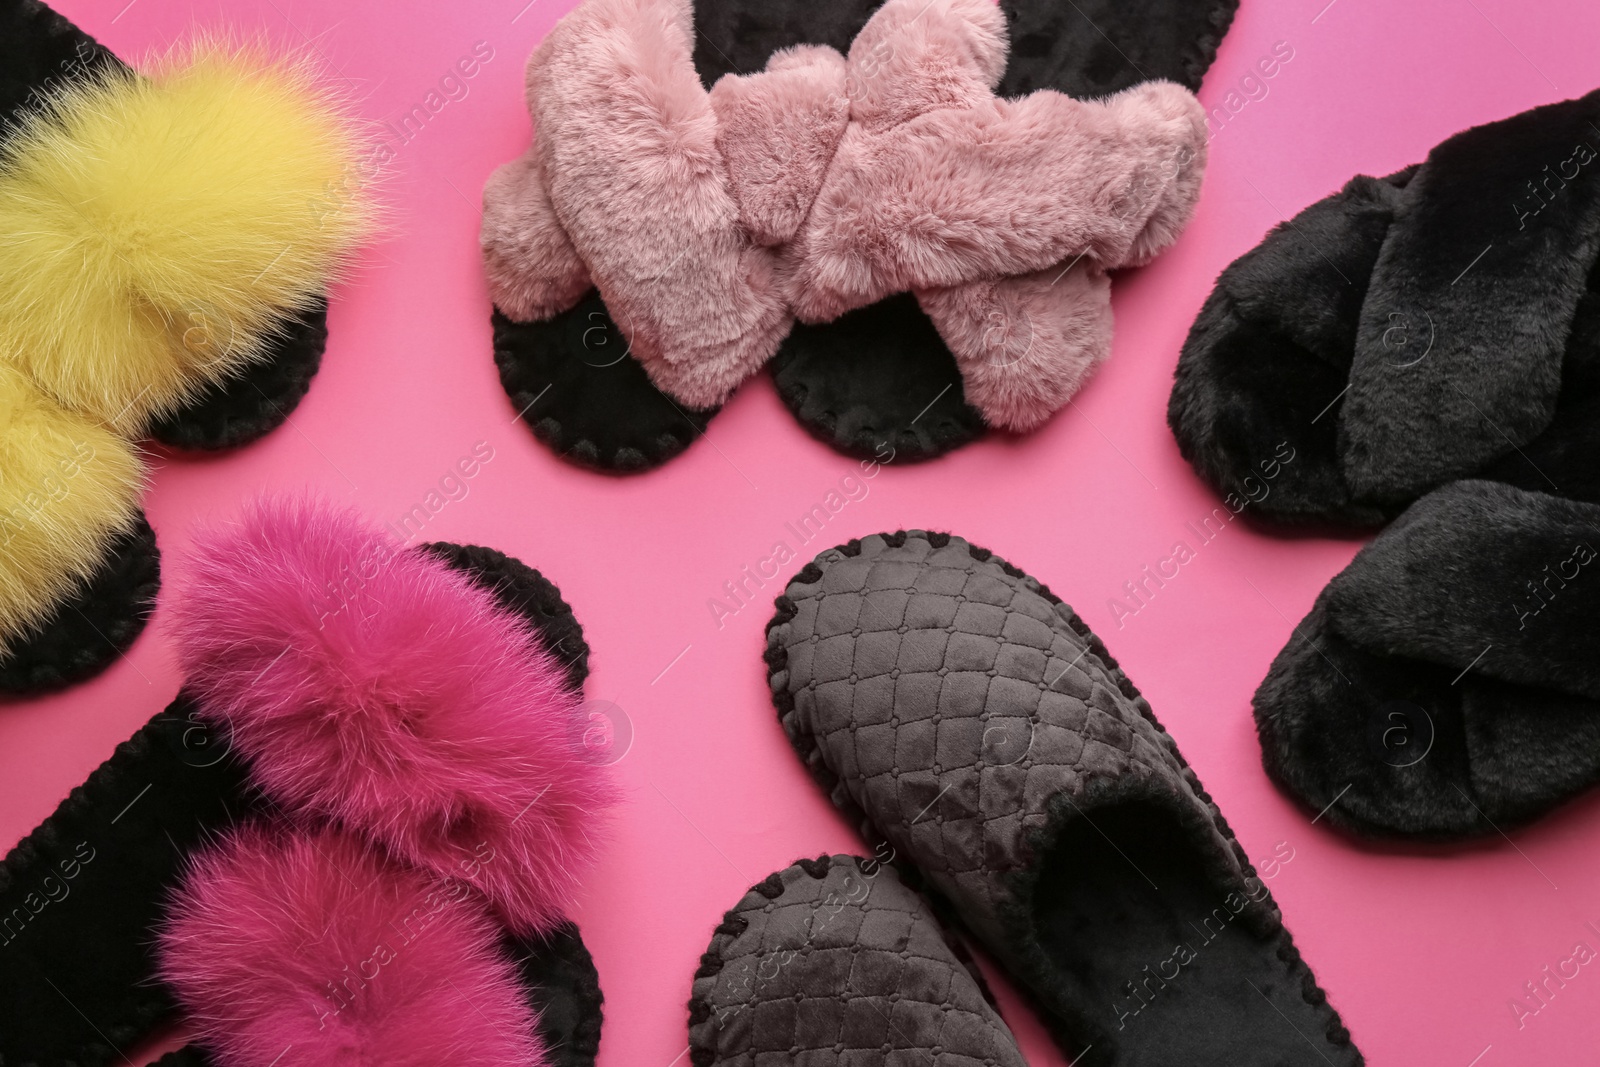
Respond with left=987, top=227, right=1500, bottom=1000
left=1255, top=479, right=1600, bottom=840
left=1169, top=89, right=1600, bottom=527
left=765, top=531, right=1361, bottom=1067
left=688, top=855, right=1027, bottom=1067
left=0, top=498, right=613, bottom=1067
left=484, top=0, right=1228, bottom=471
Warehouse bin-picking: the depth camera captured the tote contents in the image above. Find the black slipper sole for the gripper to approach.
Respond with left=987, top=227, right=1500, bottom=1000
left=147, top=299, right=329, bottom=453
left=494, top=300, right=716, bottom=473
left=0, top=541, right=605, bottom=1067
left=0, top=515, right=160, bottom=698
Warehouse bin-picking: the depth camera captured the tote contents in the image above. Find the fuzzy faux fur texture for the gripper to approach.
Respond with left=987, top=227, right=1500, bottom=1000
left=1169, top=89, right=1600, bottom=525
left=0, top=363, right=143, bottom=655
left=481, top=0, right=1207, bottom=429
left=160, top=825, right=547, bottom=1067
left=0, top=41, right=372, bottom=435
left=1252, top=481, right=1600, bottom=839
left=171, top=498, right=617, bottom=936
left=1324, top=481, right=1600, bottom=701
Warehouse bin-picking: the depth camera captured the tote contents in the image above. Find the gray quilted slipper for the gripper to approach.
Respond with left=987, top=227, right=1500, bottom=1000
left=687, top=855, right=1027, bottom=1067
left=764, top=531, right=1362, bottom=1067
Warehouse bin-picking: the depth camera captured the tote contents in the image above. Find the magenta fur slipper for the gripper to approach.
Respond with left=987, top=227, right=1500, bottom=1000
left=160, top=826, right=551, bottom=1067
left=0, top=498, right=616, bottom=1067
left=172, top=499, right=615, bottom=935
left=484, top=0, right=1233, bottom=471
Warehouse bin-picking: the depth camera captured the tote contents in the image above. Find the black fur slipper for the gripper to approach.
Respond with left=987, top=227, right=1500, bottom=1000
left=1254, top=480, right=1600, bottom=840
left=688, top=854, right=1027, bottom=1067
left=0, top=515, right=610, bottom=1067
left=765, top=531, right=1362, bottom=1067
left=0, top=0, right=369, bottom=452
left=1169, top=90, right=1600, bottom=528
left=483, top=0, right=1233, bottom=472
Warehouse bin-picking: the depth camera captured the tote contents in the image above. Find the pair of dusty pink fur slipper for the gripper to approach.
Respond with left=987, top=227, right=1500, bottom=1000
left=482, top=0, right=1214, bottom=470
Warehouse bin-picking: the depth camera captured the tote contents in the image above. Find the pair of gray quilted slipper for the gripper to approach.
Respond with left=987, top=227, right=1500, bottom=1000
left=690, top=532, right=1362, bottom=1067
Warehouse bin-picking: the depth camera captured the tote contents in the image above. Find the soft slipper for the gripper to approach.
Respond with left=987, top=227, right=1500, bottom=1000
left=159, top=824, right=569, bottom=1067
left=765, top=530, right=1362, bottom=1067
left=1254, top=479, right=1600, bottom=840
left=0, top=0, right=373, bottom=450
left=688, top=854, right=1028, bottom=1067
left=0, top=363, right=157, bottom=697
left=482, top=0, right=1228, bottom=471
left=0, top=1, right=373, bottom=691
left=1169, top=89, right=1600, bottom=528
left=0, top=498, right=614, bottom=1067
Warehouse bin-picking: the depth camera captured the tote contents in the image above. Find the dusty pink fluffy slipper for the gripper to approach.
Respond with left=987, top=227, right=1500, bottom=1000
left=172, top=497, right=617, bottom=936
left=482, top=0, right=1207, bottom=428
left=160, top=826, right=547, bottom=1067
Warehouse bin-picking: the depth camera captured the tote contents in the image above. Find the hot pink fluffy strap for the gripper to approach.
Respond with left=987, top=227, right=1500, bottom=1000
left=481, top=0, right=1208, bottom=429
left=161, top=826, right=548, bottom=1067
left=171, top=497, right=617, bottom=936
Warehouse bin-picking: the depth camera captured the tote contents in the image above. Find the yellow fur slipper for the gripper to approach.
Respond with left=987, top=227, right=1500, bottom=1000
left=0, top=363, right=146, bottom=659
left=0, top=41, right=373, bottom=436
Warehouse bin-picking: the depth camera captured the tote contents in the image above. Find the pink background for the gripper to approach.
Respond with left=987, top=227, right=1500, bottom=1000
left=8, top=0, right=1600, bottom=1063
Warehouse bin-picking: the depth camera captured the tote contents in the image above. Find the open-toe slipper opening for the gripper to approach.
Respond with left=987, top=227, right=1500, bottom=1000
left=1167, top=169, right=1416, bottom=528
left=766, top=529, right=1362, bottom=1066
left=1253, top=480, right=1600, bottom=840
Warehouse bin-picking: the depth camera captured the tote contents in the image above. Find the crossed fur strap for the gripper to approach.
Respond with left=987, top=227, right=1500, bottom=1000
left=1324, top=481, right=1600, bottom=702
left=481, top=0, right=1208, bottom=430
left=1340, top=89, right=1600, bottom=503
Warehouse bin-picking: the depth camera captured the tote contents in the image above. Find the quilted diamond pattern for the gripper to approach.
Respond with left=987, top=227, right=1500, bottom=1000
left=688, top=856, right=1026, bottom=1067
left=766, top=531, right=1264, bottom=957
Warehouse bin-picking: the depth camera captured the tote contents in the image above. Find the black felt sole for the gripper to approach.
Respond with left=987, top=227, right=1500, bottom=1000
left=770, top=294, right=988, bottom=463
left=494, top=297, right=717, bottom=473
left=0, top=515, right=160, bottom=699
left=147, top=299, right=328, bottom=453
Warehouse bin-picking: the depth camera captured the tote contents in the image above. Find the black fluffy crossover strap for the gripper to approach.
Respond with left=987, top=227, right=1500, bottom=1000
left=1325, top=480, right=1600, bottom=701
left=1342, top=90, right=1600, bottom=504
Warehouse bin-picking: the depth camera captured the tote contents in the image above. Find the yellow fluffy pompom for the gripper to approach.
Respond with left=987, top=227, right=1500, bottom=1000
left=0, top=364, right=144, bottom=655
left=0, top=42, right=374, bottom=434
